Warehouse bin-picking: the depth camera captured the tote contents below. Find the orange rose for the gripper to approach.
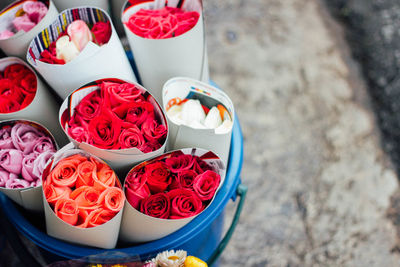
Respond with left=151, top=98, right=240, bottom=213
left=93, top=163, right=117, bottom=190
left=78, top=208, right=116, bottom=228
left=49, top=154, right=87, bottom=187
left=98, top=187, right=125, bottom=212
left=75, top=160, right=96, bottom=188
left=44, top=183, right=72, bottom=205
left=54, top=198, right=79, bottom=226
left=70, top=186, right=101, bottom=211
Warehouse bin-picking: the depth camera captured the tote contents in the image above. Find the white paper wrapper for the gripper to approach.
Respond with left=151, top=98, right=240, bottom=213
left=162, top=77, right=234, bottom=166
left=41, top=143, right=123, bottom=249
left=27, top=6, right=136, bottom=100
left=0, top=57, right=67, bottom=145
left=120, top=147, right=225, bottom=243
left=0, top=119, right=58, bottom=212
left=0, top=0, right=59, bottom=58
left=59, top=78, right=168, bottom=175
left=121, top=0, right=209, bottom=102
left=53, top=0, right=110, bottom=13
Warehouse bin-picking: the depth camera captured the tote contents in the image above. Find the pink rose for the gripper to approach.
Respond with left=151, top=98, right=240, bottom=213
left=102, top=82, right=143, bottom=107
left=0, top=149, right=23, bottom=174
left=12, top=14, right=36, bottom=32
left=125, top=171, right=150, bottom=209
left=75, top=90, right=103, bottom=121
left=22, top=0, right=48, bottom=24
left=67, top=124, right=91, bottom=143
left=33, top=136, right=55, bottom=154
left=21, top=153, right=37, bottom=182
left=193, top=170, right=220, bottom=201
left=119, top=125, right=145, bottom=149
left=0, top=127, right=13, bottom=149
left=67, top=20, right=93, bottom=51
left=11, top=123, right=44, bottom=154
left=0, top=169, right=16, bottom=187
left=5, top=177, right=30, bottom=189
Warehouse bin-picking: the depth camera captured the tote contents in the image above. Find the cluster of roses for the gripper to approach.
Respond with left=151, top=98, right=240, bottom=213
left=0, top=1, right=48, bottom=40
left=0, top=123, right=56, bottom=189
left=43, top=154, right=125, bottom=228
left=40, top=20, right=112, bottom=65
left=125, top=152, right=220, bottom=219
left=125, top=7, right=199, bottom=39
left=67, top=81, right=167, bottom=152
left=0, top=64, right=37, bottom=114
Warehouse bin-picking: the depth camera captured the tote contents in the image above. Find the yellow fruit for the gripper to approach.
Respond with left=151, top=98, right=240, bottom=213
left=184, top=256, right=208, bottom=267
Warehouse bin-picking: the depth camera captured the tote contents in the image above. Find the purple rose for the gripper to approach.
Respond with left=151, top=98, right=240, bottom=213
left=21, top=153, right=37, bottom=182
left=0, top=149, right=23, bottom=174
left=0, top=127, right=13, bottom=149
left=32, top=150, right=54, bottom=178
left=33, top=136, right=55, bottom=154
left=11, top=123, right=44, bottom=154
left=5, top=177, right=30, bottom=189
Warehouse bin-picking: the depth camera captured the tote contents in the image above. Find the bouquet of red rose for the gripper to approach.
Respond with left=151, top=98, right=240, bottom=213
left=60, top=78, right=168, bottom=174
left=0, top=57, right=66, bottom=146
left=121, top=0, right=207, bottom=102
left=0, top=63, right=37, bottom=114
left=120, top=148, right=225, bottom=243
left=42, top=147, right=125, bottom=248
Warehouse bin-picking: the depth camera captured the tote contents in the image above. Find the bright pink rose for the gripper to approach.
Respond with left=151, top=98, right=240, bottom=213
left=12, top=14, right=36, bottom=32
left=22, top=0, right=48, bottom=24
left=193, top=170, right=220, bottom=201
left=125, top=171, right=150, bottom=209
left=102, top=82, right=143, bottom=107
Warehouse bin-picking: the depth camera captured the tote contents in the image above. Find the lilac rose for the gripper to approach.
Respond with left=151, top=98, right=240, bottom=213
left=5, top=177, right=30, bottom=189
left=21, top=153, right=37, bottom=182
left=0, top=149, right=23, bottom=174
left=33, top=136, right=55, bottom=154
left=32, top=150, right=54, bottom=178
left=0, top=127, right=13, bottom=149
left=11, top=123, right=44, bottom=154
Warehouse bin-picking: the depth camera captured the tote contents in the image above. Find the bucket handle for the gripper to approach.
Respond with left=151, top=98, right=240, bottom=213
left=206, top=182, right=248, bottom=266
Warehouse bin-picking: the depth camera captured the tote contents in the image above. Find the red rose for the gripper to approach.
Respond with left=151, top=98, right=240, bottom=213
left=140, top=141, right=162, bottom=153
left=88, top=109, right=122, bottom=149
left=19, top=73, right=37, bottom=95
left=75, top=90, right=103, bottom=121
left=0, top=79, right=24, bottom=104
left=3, top=64, right=30, bottom=81
left=140, top=192, right=170, bottom=219
left=20, top=93, right=35, bottom=110
left=125, top=101, right=154, bottom=126
left=192, top=156, right=213, bottom=174
left=126, top=171, right=150, bottom=209
left=40, top=49, right=65, bottom=65
left=0, top=97, right=21, bottom=113
left=102, top=82, right=143, bottom=107
left=144, top=161, right=171, bottom=193
left=141, top=118, right=167, bottom=142
left=193, top=170, right=220, bottom=201
left=119, top=125, right=145, bottom=149
left=168, top=189, right=203, bottom=219
left=92, top=21, right=112, bottom=46
left=177, top=170, right=198, bottom=190
left=165, top=154, right=195, bottom=173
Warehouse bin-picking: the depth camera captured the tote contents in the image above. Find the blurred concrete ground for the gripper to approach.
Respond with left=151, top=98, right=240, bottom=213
left=203, top=0, right=400, bottom=266
left=1, top=0, right=400, bottom=266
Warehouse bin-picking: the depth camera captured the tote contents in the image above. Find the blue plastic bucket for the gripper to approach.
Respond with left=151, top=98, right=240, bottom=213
left=0, top=114, right=246, bottom=266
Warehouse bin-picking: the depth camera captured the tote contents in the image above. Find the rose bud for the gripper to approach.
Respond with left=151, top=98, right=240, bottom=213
left=204, top=106, right=222, bottom=129
left=56, top=36, right=80, bottom=63
left=67, top=20, right=93, bottom=51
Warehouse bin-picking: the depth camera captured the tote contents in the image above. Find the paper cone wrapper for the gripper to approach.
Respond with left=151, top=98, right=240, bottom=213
left=41, top=143, right=123, bottom=248
left=162, top=77, right=234, bottom=166
left=59, top=78, right=168, bottom=175
left=0, top=57, right=67, bottom=145
left=0, top=119, right=58, bottom=212
left=27, top=6, right=136, bottom=100
left=121, top=0, right=209, bottom=102
left=53, top=0, right=110, bottom=13
left=0, top=0, right=58, bottom=58
left=119, top=147, right=225, bottom=243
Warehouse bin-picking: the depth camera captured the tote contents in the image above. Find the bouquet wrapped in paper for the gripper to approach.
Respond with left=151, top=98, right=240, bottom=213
left=27, top=6, right=136, bottom=99
left=59, top=78, right=168, bottom=175
left=0, top=120, right=57, bottom=212
left=52, top=0, right=109, bottom=13
left=122, top=0, right=209, bottom=101
left=0, top=56, right=66, bottom=144
left=0, top=0, right=58, bottom=58
left=120, top=148, right=225, bottom=243
left=42, top=144, right=124, bottom=248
